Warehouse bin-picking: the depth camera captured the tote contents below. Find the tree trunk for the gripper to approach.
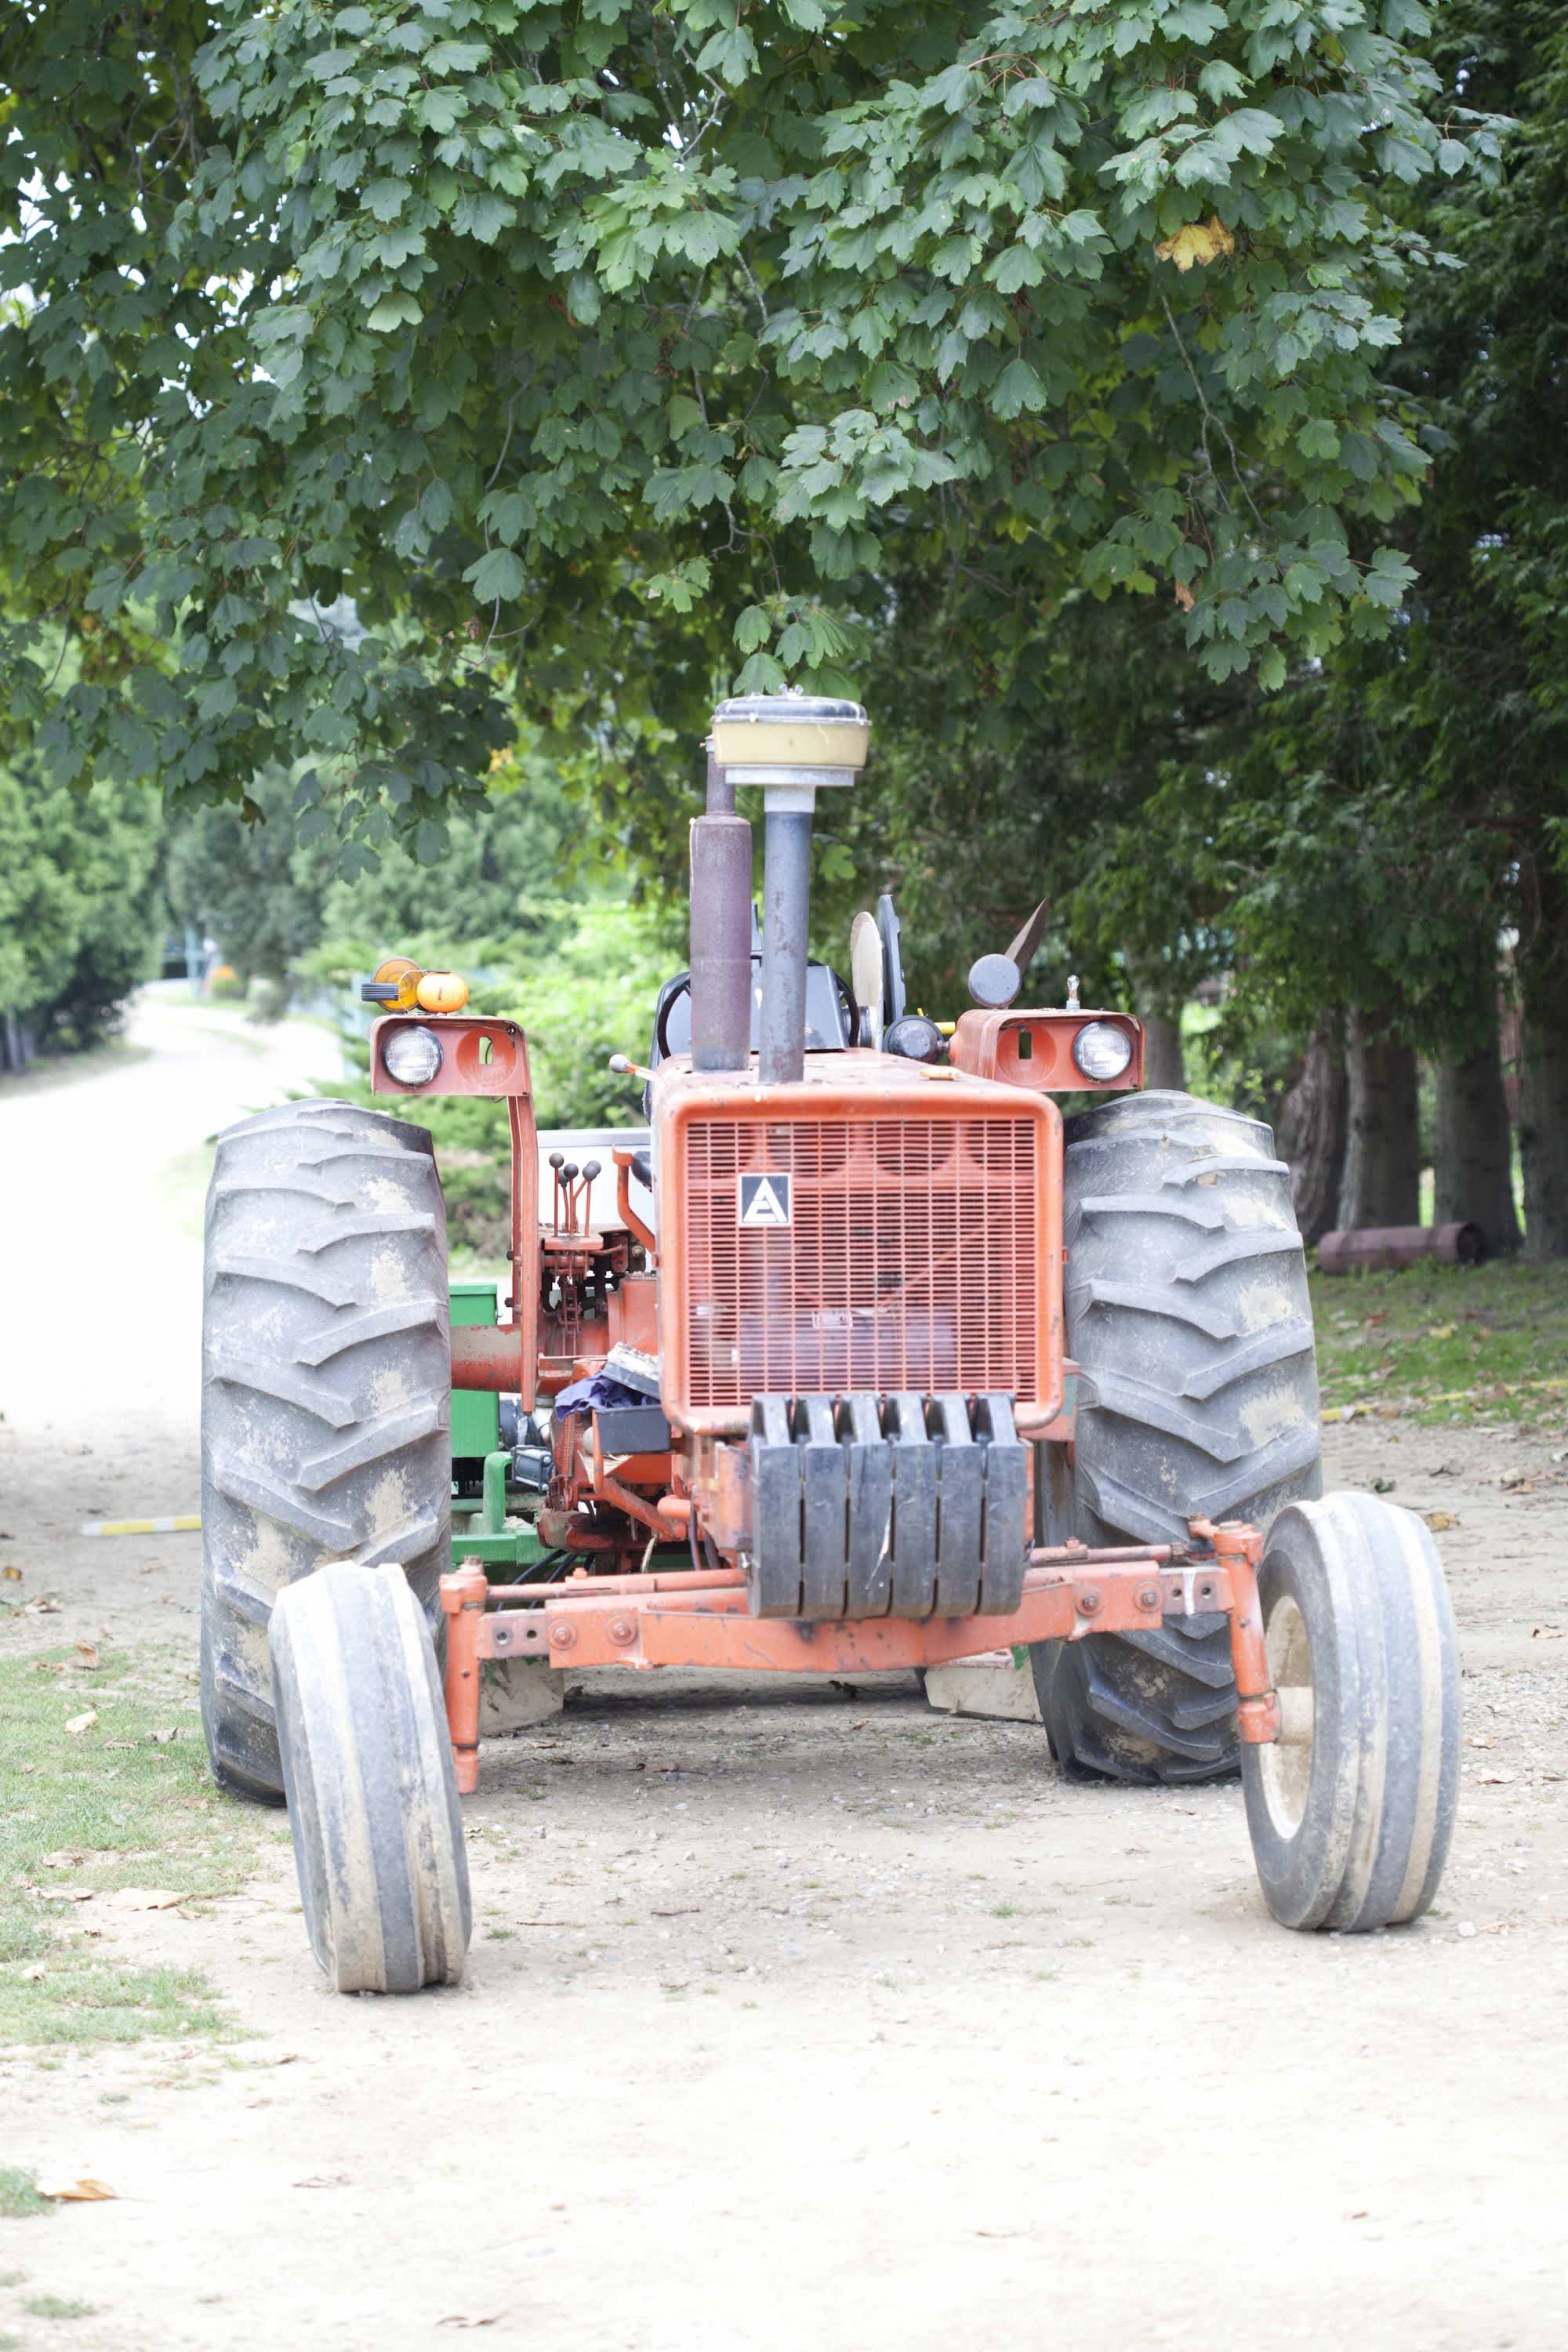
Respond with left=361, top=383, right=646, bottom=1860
left=1276, top=1014, right=1347, bottom=1248
left=1141, top=1009, right=1185, bottom=1094
left=1337, top=1010, right=1421, bottom=1229
left=1518, top=858, right=1568, bottom=1261
left=1434, top=1011, right=1520, bottom=1255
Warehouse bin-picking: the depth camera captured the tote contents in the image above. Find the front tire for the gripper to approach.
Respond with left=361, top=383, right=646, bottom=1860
left=200, top=1099, right=452, bottom=1802
left=1033, top=1091, right=1323, bottom=1784
left=1243, top=1495, right=1460, bottom=1931
left=272, top=1561, right=471, bottom=1991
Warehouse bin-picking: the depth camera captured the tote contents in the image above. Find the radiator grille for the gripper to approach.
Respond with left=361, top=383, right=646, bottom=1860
left=677, top=1114, right=1039, bottom=1409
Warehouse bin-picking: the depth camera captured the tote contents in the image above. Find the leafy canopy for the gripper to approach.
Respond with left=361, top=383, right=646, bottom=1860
left=0, top=0, right=1499, bottom=858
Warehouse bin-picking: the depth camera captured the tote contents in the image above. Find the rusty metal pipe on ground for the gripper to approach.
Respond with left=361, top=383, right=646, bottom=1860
left=1318, top=1221, right=1484, bottom=1275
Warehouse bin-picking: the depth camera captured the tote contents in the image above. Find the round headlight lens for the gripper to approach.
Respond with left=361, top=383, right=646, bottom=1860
left=1071, top=1020, right=1134, bottom=1083
left=382, top=1024, right=444, bottom=1087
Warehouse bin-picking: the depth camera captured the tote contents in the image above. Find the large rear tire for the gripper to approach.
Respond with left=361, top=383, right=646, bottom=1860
left=1033, top=1091, right=1323, bottom=1784
left=272, top=1560, right=471, bottom=1991
left=200, top=1099, right=452, bottom=1803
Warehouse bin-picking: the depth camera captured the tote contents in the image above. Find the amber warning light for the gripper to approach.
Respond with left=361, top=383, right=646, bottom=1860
left=360, top=956, right=470, bottom=1015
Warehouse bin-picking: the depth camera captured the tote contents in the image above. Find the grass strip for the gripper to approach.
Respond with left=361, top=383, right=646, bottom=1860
left=0, top=1650, right=267, bottom=2047
left=1310, top=1260, right=1568, bottom=1428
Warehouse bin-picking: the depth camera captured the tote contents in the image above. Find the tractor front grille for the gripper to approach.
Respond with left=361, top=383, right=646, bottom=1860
left=673, top=1112, right=1040, bottom=1410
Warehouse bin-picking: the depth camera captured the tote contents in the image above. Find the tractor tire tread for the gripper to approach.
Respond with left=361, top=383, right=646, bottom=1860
left=200, top=1099, right=450, bottom=1806
left=1033, top=1089, right=1323, bottom=1787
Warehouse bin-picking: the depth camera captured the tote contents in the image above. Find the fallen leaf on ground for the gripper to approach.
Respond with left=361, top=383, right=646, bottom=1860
left=108, top=1888, right=187, bottom=1912
left=147, top=1727, right=179, bottom=1744
left=38, top=2177, right=118, bottom=2202
left=31, top=1660, right=65, bottom=1675
left=21, top=1963, right=46, bottom=1981
left=41, top=1850, right=86, bottom=1868
left=27, top=1596, right=62, bottom=1613
left=1479, top=1769, right=1518, bottom=1785
left=40, top=1887, right=96, bottom=1903
left=437, top=2318, right=505, bottom=2331
left=1426, top=1325, right=1455, bottom=1341
left=1370, top=1476, right=1396, bottom=1494
left=2, top=1564, right=21, bottom=1581
left=293, top=2172, right=350, bottom=2190
left=65, top=1711, right=99, bottom=1735
left=1466, top=1734, right=1495, bottom=1749
left=1424, top=1512, right=1458, bottom=1533
left=1532, top=1625, right=1566, bottom=1641
left=72, top=1642, right=100, bottom=1671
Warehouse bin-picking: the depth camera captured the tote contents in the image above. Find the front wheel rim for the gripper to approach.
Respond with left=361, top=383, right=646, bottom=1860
left=1258, top=1593, right=1315, bottom=1838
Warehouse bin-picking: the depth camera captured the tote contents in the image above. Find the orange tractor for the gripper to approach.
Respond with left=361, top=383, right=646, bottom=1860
left=200, top=694, right=1459, bottom=1992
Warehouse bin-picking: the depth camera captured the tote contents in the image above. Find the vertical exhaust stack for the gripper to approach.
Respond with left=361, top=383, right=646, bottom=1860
left=708, top=692, right=870, bottom=1085
left=688, top=747, right=753, bottom=1073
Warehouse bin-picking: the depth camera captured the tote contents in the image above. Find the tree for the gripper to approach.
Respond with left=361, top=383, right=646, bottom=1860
left=165, top=768, right=331, bottom=993
left=0, top=762, right=161, bottom=1054
left=0, top=0, right=1500, bottom=872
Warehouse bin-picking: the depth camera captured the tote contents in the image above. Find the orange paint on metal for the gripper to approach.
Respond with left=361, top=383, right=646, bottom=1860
left=608, top=1272, right=658, bottom=1354
left=371, top=1014, right=532, bottom=1098
left=949, top=1008, right=1145, bottom=1091
left=485, top=1566, right=741, bottom=1603
left=1203, top=1519, right=1279, bottom=1746
left=652, top=1056, right=1064, bottom=1436
left=614, top=1152, right=657, bottom=1257
left=441, top=1561, right=488, bottom=1797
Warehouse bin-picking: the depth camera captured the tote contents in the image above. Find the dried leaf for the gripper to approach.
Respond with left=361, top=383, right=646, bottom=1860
left=40, top=1887, right=96, bottom=1903
left=73, top=1642, right=100, bottom=1671
left=1173, top=579, right=1195, bottom=612
left=64, top=1710, right=99, bottom=1735
left=1465, top=1733, right=1494, bottom=1749
left=1424, top=1511, right=1458, bottom=1533
left=108, top=1888, right=187, bottom=1912
left=1154, top=216, right=1236, bottom=272
left=38, top=2177, right=118, bottom=2202
left=40, top=1849, right=86, bottom=1868
left=293, top=2171, right=350, bottom=2190
left=2, top=1564, right=22, bottom=1581
left=21, top=1963, right=46, bottom=1981
left=1532, top=1625, right=1566, bottom=1641
left=31, top=1660, right=64, bottom=1675
left=437, top=2318, right=505, bottom=2331
left=1479, top=1769, right=1517, bottom=1785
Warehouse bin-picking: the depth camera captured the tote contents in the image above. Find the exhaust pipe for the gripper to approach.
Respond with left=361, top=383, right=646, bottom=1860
left=709, top=692, right=870, bottom=1085
left=688, top=748, right=752, bottom=1073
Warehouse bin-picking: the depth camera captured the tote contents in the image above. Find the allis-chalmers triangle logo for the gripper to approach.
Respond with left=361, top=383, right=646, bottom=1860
left=737, top=1172, right=791, bottom=1227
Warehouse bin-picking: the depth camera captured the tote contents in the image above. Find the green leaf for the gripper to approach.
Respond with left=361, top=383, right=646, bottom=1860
left=464, top=547, right=526, bottom=604
left=992, top=358, right=1048, bottom=419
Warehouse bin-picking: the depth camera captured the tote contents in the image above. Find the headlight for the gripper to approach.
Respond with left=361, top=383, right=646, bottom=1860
left=1072, top=1021, right=1134, bottom=1082
left=382, top=1024, right=444, bottom=1087
left=884, top=1014, right=946, bottom=1065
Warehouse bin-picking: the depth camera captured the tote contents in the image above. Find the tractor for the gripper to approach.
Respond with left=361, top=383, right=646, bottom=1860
left=199, top=693, right=1460, bottom=1993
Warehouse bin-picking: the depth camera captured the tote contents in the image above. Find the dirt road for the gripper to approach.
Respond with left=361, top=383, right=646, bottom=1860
left=2, top=1008, right=1566, bottom=2351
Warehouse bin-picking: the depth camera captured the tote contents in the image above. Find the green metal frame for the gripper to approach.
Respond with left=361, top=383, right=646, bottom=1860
left=448, top=1280, right=544, bottom=1574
